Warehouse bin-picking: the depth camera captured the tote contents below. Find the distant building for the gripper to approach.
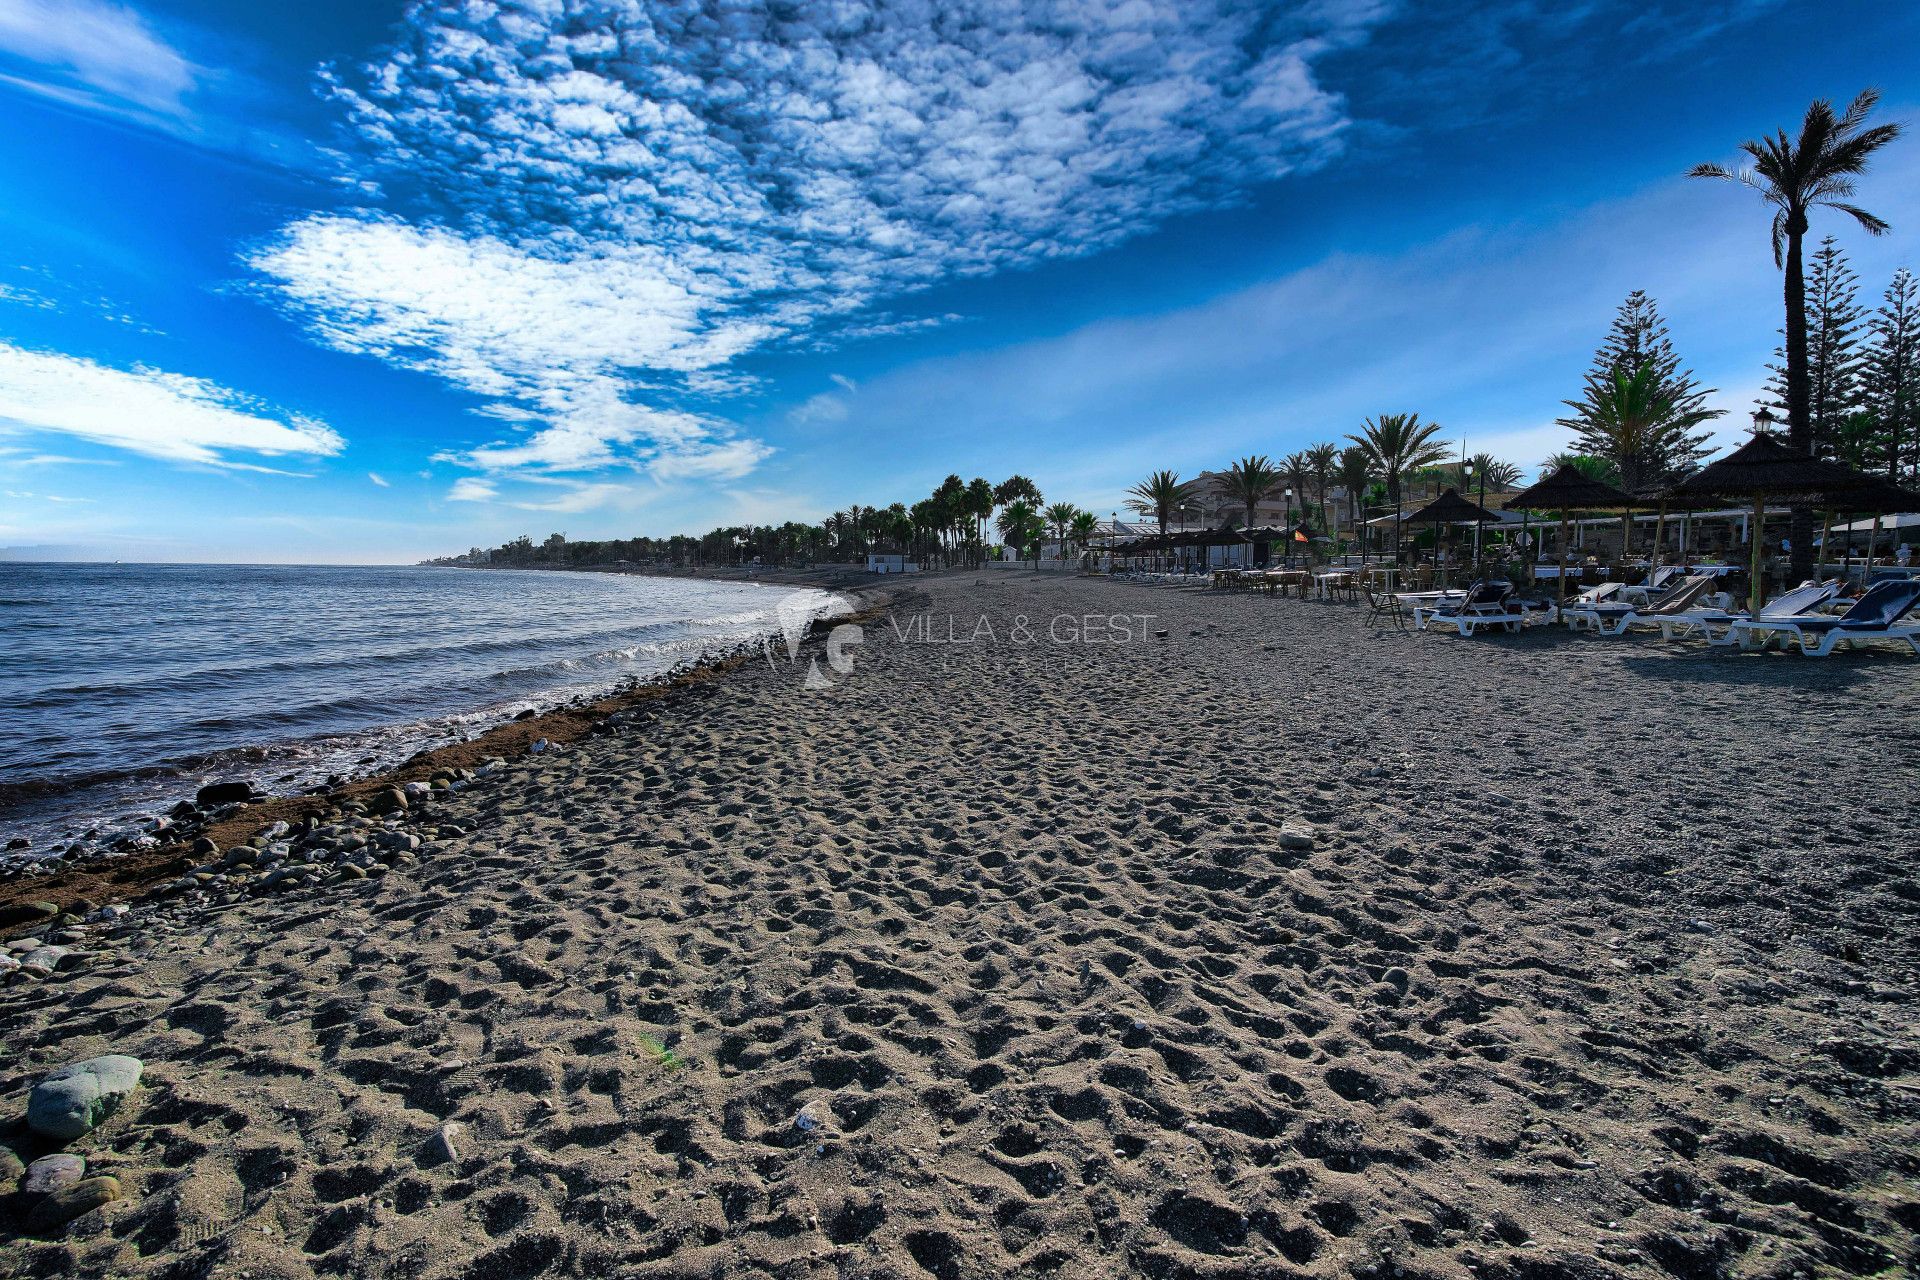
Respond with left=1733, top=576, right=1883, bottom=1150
left=865, top=553, right=917, bottom=574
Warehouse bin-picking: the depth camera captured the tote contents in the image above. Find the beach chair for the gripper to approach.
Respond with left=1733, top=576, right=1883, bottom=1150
left=1561, top=575, right=1716, bottom=635
left=1724, top=579, right=1920, bottom=656
left=1620, top=566, right=1683, bottom=605
left=1658, top=582, right=1838, bottom=644
left=1412, top=579, right=1524, bottom=636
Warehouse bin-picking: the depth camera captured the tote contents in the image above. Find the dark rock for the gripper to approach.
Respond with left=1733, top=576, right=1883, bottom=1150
left=0, top=901, right=59, bottom=929
left=194, top=781, right=253, bottom=808
left=26, top=1176, right=121, bottom=1231
left=22, top=1153, right=85, bottom=1196
left=365, top=787, right=408, bottom=817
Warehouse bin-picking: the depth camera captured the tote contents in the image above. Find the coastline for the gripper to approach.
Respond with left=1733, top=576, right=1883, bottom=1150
left=4, top=571, right=1915, bottom=1278
left=0, top=582, right=897, bottom=919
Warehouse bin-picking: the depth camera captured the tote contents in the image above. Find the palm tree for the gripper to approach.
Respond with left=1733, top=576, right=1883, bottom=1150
left=1124, top=470, right=1197, bottom=538
left=1691, top=89, right=1902, bottom=581
left=1044, top=502, right=1079, bottom=561
left=997, top=500, right=1043, bottom=565
left=1214, top=454, right=1284, bottom=539
left=1305, top=442, right=1340, bottom=533
left=1561, top=364, right=1717, bottom=495
left=1335, top=446, right=1375, bottom=547
left=1281, top=452, right=1313, bottom=526
left=965, top=477, right=994, bottom=566
left=1565, top=364, right=1718, bottom=563
left=1070, top=509, right=1099, bottom=567
left=1347, top=413, right=1451, bottom=508
left=1349, top=413, right=1451, bottom=565
left=1465, top=453, right=1524, bottom=493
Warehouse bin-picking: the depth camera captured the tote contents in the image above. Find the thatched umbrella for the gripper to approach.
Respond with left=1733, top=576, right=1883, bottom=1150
left=1665, top=433, right=1920, bottom=614
left=1404, top=488, right=1501, bottom=588
left=1503, top=465, right=1643, bottom=602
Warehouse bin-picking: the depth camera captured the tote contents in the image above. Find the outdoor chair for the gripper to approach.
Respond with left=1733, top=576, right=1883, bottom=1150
left=1363, top=575, right=1405, bottom=629
left=1724, top=579, right=1920, bottom=656
left=1560, top=575, right=1717, bottom=635
left=1659, top=581, right=1839, bottom=644
left=1412, top=579, right=1525, bottom=636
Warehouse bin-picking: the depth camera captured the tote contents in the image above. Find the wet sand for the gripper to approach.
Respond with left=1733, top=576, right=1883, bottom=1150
left=3, top=571, right=1917, bottom=1279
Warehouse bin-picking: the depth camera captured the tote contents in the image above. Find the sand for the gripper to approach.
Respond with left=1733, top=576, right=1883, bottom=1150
left=3, top=570, right=1917, bottom=1279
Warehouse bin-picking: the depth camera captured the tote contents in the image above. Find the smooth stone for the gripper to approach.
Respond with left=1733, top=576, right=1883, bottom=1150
left=1382, top=966, right=1411, bottom=992
left=19, top=945, right=75, bottom=976
left=26, top=1176, right=122, bottom=1231
left=22, top=1153, right=85, bottom=1196
left=1277, top=824, right=1315, bottom=851
left=365, top=787, right=408, bottom=816
left=27, top=1055, right=144, bottom=1141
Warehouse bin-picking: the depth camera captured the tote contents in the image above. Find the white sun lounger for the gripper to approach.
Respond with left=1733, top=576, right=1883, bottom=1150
left=1561, top=576, right=1716, bottom=635
left=1413, top=581, right=1525, bottom=636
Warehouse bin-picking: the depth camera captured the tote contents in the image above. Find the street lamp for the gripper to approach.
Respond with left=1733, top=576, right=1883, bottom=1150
left=1282, top=486, right=1293, bottom=566
left=1463, top=460, right=1479, bottom=567
left=1752, top=405, right=1777, bottom=436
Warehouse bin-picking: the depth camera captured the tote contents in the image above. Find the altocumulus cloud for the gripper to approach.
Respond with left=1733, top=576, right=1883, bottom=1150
left=0, top=341, right=343, bottom=469
left=250, top=0, right=1383, bottom=504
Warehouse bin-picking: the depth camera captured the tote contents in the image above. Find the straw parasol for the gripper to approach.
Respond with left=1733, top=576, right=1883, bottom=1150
left=1403, top=488, right=1501, bottom=587
left=1665, top=433, right=1920, bottom=613
left=1503, top=464, right=1646, bottom=601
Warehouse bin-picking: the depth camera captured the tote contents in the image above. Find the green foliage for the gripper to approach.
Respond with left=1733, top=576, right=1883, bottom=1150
left=1558, top=290, right=1719, bottom=481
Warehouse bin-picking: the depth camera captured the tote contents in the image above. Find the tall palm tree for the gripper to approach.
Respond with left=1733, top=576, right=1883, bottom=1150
left=1124, top=470, right=1197, bottom=537
left=1347, top=414, right=1451, bottom=508
left=965, top=477, right=994, bottom=566
left=1044, top=502, right=1080, bottom=561
left=1214, top=454, right=1284, bottom=536
left=1349, top=413, right=1451, bottom=565
left=1281, top=452, right=1313, bottom=527
left=1305, top=442, right=1340, bottom=533
left=1691, top=89, right=1902, bottom=580
left=1335, top=446, right=1375, bottom=542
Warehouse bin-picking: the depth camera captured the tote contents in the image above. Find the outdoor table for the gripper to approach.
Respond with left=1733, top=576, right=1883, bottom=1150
left=1314, top=571, right=1356, bottom=601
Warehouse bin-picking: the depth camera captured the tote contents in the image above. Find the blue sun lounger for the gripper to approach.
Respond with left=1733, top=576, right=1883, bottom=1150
left=1724, top=579, right=1920, bottom=656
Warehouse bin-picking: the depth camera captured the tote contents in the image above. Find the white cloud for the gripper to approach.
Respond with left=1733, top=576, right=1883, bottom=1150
left=0, top=341, right=344, bottom=468
left=368, top=471, right=389, bottom=487
left=447, top=477, right=498, bottom=502
left=0, top=0, right=195, bottom=119
left=788, top=392, right=849, bottom=426
left=252, top=1, right=1391, bottom=493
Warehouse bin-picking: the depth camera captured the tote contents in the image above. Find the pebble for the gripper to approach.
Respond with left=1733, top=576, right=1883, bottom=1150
left=1277, top=823, right=1316, bottom=851
left=435, top=1121, right=464, bottom=1163
left=26, top=1175, right=122, bottom=1232
left=22, top=1152, right=86, bottom=1196
left=27, top=1054, right=145, bottom=1142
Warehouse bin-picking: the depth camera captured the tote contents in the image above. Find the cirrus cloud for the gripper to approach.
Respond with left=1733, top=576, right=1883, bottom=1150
left=251, top=0, right=1389, bottom=498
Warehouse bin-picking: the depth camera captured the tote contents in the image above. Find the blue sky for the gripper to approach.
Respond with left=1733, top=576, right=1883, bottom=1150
left=1, top=0, right=1915, bottom=563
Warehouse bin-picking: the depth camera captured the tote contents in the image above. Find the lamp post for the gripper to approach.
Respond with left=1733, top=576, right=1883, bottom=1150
left=1109, top=510, right=1116, bottom=575
left=1463, top=460, right=1478, bottom=568
left=1282, top=486, right=1293, bottom=567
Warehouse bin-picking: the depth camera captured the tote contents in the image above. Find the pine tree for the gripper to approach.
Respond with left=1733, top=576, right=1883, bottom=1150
left=1556, top=290, right=1720, bottom=483
left=1864, top=267, right=1920, bottom=483
left=1762, top=237, right=1869, bottom=459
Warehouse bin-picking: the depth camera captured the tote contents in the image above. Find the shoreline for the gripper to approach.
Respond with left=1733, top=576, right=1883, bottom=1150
left=0, top=583, right=898, bottom=920
left=3, top=572, right=1914, bottom=1278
